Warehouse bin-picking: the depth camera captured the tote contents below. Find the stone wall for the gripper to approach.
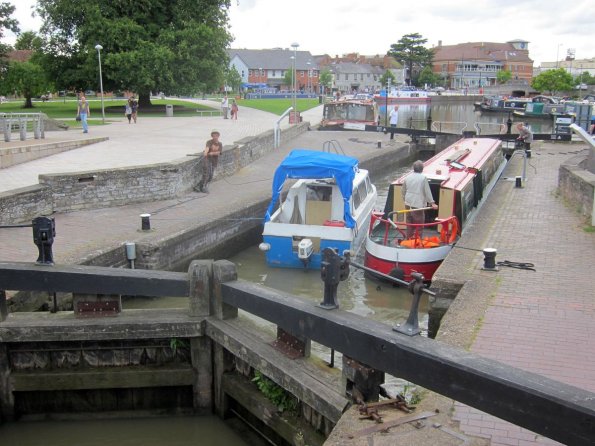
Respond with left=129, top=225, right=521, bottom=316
left=558, top=152, right=595, bottom=225
left=0, top=123, right=309, bottom=225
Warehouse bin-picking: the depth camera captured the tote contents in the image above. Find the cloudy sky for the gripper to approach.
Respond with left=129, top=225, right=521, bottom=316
left=6, top=0, right=594, bottom=66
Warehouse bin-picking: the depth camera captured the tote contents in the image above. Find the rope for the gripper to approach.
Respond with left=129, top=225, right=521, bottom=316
left=496, top=260, right=536, bottom=271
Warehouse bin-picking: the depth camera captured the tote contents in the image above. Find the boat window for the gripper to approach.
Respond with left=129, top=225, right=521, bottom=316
left=352, top=187, right=361, bottom=209
left=365, top=177, right=372, bottom=194
left=306, top=185, right=331, bottom=202
left=357, top=181, right=368, bottom=204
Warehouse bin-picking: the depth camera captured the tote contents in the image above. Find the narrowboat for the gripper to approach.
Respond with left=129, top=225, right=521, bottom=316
left=320, top=97, right=379, bottom=130
left=260, top=149, right=377, bottom=269
left=373, top=86, right=430, bottom=103
left=364, top=137, right=506, bottom=282
left=477, top=96, right=531, bottom=112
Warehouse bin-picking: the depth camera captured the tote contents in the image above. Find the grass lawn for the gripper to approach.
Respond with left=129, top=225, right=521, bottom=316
left=236, top=98, right=320, bottom=115
left=0, top=98, right=217, bottom=120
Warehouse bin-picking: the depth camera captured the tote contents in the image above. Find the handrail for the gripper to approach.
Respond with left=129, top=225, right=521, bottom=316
left=431, top=121, right=467, bottom=134
left=274, top=107, right=293, bottom=148
left=370, top=212, right=459, bottom=247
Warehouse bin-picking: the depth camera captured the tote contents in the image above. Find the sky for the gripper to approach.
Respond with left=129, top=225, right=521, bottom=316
left=4, top=0, right=595, bottom=67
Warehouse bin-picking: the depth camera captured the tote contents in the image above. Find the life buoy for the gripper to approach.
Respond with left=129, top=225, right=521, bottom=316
left=440, top=218, right=459, bottom=244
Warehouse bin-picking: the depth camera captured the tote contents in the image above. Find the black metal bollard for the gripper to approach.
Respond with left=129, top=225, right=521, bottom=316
left=506, top=114, right=513, bottom=134
left=393, top=272, right=424, bottom=336
left=426, top=112, right=432, bottom=131
left=32, top=216, right=56, bottom=265
left=140, top=213, right=151, bottom=231
left=482, top=248, right=498, bottom=271
left=319, top=248, right=350, bottom=309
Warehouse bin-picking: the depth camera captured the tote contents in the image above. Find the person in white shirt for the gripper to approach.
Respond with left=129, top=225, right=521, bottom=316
left=388, top=105, right=399, bottom=140
left=221, top=95, right=229, bottom=119
left=401, top=160, right=438, bottom=238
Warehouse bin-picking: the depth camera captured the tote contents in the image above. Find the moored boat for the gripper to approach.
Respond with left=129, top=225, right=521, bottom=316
left=373, top=86, right=430, bottom=103
left=478, top=96, right=531, bottom=112
left=364, top=137, right=506, bottom=282
left=320, top=97, right=379, bottom=130
left=513, top=95, right=567, bottom=119
left=260, top=149, right=377, bottom=269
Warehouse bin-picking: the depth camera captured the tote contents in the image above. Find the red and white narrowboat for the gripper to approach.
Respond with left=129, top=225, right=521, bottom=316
left=364, top=137, right=506, bottom=282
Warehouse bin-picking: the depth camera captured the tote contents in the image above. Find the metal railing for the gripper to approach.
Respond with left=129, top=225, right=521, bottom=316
left=1, top=113, right=45, bottom=142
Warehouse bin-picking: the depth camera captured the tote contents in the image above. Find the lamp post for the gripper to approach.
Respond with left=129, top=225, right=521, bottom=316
left=556, top=43, right=563, bottom=69
left=94, top=44, right=105, bottom=124
left=291, top=42, right=299, bottom=124
left=306, top=61, right=311, bottom=93
left=384, top=78, right=391, bottom=127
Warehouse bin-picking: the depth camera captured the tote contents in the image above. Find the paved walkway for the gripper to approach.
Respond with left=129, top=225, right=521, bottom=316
left=0, top=99, right=323, bottom=193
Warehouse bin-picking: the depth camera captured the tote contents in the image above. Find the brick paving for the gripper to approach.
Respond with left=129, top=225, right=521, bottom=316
left=452, top=144, right=595, bottom=445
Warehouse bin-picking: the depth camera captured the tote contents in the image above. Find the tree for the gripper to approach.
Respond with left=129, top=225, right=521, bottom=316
left=225, top=65, right=242, bottom=94
left=496, top=70, right=512, bottom=84
left=15, top=31, right=43, bottom=51
left=319, top=69, right=332, bottom=94
left=531, top=68, right=573, bottom=95
left=35, top=0, right=232, bottom=106
left=418, top=66, right=441, bottom=87
left=0, top=2, right=19, bottom=69
left=283, top=67, right=295, bottom=90
left=388, top=33, right=433, bottom=86
left=379, top=70, right=396, bottom=88
left=0, top=61, right=51, bottom=107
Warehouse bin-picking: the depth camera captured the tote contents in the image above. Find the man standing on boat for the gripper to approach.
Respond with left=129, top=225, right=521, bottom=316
left=402, top=160, right=438, bottom=238
left=389, top=105, right=399, bottom=140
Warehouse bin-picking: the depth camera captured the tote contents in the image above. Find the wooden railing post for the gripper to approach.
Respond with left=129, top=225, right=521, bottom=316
left=188, top=260, right=213, bottom=317
left=212, top=260, right=238, bottom=320
left=0, top=290, right=7, bottom=322
left=0, top=343, right=14, bottom=421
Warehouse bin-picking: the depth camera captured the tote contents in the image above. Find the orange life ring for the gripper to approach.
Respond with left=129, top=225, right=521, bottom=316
left=440, top=218, right=459, bottom=244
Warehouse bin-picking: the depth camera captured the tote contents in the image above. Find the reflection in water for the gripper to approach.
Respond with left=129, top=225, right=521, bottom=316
left=0, top=416, right=251, bottom=446
left=378, top=102, right=554, bottom=134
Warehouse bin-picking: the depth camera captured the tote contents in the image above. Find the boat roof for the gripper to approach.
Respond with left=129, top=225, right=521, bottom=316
left=264, top=149, right=359, bottom=228
left=396, top=138, right=502, bottom=191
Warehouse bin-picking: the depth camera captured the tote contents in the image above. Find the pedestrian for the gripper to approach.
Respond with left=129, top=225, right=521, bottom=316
left=196, top=130, right=223, bottom=193
left=230, top=99, right=238, bottom=121
left=516, top=122, right=533, bottom=155
left=401, top=160, right=438, bottom=239
left=221, top=95, right=229, bottom=119
left=128, top=96, right=139, bottom=123
left=76, top=95, right=90, bottom=133
left=124, top=102, right=132, bottom=124
left=389, top=105, right=399, bottom=140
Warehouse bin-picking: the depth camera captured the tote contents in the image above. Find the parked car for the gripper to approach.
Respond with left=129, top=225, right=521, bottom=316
left=84, top=90, right=96, bottom=96
left=575, top=83, right=588, bottom=90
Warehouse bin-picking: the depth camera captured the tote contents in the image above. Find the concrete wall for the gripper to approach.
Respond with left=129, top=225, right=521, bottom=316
left=0, top=123, right=309, bottom=225
left=558, top=153, right=595, bottom=225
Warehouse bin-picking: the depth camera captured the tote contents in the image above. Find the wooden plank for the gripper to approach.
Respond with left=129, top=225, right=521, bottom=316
left=207, top=318, right=349, bottom=424
left=0, top=309, right=204, bottom=342
left=11, top=365, right=194, bottom=391
left=0, top=262, right=188, bottom=297
left=220, top=279, right=595, bottom=446
left=0, top=290, right=7, bottom=322
left=223, top=372, right=326, bottom=446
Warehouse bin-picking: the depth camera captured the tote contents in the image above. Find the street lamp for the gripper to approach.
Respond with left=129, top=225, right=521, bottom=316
left=555, top=43, right=563, bottom=69
left=94, top=44, right=105, bottom=124
left=384, top=78, right=391, bottom=127
left=291, top=42, right=299, bottom=124
left=306, top=61, right=311, bottom=93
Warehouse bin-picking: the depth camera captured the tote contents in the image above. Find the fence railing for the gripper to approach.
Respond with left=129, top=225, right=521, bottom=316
left=1, top=113, right=45, bottom=142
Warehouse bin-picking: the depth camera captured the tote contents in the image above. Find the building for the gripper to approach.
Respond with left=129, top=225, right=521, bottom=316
left=432, top=40, right=533, bottom=89
left=227, top=48, right=319, bottom=92
left=538, top=57, right=595, bottom=80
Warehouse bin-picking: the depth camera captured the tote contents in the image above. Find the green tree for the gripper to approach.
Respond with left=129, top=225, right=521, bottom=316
left=496, top=70, right=512, bottom=84
left=225, top=65, right=242, bottom=94
left=319, top=68, right=332, bottom=94
left=0, top=2, right=19, bottom=69
left=0, top=61, right=51, bottom=107
left=531, top=68, right=573, bottom=95
left=379, top=70, right=396, bottom=89
left=15, top=31, right=43, bottom=51
left=418, top=65, right=441, bottom=87
left=35, top=0, right=232, bottom=106
left=283, top=67, right=295, bottom=90
left=388, top=33, right=433, bottom=86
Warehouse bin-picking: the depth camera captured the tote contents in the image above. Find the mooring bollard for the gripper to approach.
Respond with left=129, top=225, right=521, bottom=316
left=482, top=247, right=498, bottom=271
left=140, top=213, right=151, bottom=231
left=32, top=216, right=56, bottom=265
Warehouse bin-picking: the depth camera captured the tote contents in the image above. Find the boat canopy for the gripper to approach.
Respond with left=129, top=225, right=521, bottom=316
left=264, top=149, right=358, bottom=228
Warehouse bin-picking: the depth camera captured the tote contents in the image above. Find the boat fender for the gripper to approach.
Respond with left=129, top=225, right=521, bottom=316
left=440, top=219, right=459, bottom=244
left=389, top=267, right=405, bottom=285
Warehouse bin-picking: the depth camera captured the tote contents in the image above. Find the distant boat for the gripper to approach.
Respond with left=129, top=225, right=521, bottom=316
left=320, top=97, right=379, bottom=130
left=374, top=86, right=430, bottom=103
left=476, top=96, right=531, bottom=112
left=513, top=95, right=567, bottom=119
left=364, top=137, right=506, bottom=282
left=260, top=149, right=377, bottom=269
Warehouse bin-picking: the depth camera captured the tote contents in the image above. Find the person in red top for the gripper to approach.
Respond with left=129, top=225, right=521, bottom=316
left=196, top=130, right=223, bottom=193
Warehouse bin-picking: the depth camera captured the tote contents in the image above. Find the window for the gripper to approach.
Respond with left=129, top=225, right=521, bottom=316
left=352, top=187, right=361, bottom=209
